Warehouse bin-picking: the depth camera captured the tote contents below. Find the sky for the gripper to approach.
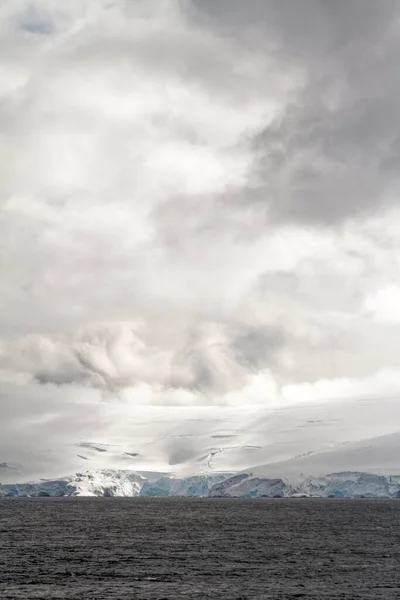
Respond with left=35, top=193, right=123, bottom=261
left=2, top=0, right=400, bottom=479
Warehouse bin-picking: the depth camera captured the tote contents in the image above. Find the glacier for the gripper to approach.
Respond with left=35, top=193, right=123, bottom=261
left=2, top=427, right=400, bottom=498
left=208, top=472, right=400, bottom=498
left=1, top=468, right=400, bottom=498
left=209, top=431, right=400, bottom=497
left=4, top=393, right=400, bottom=485
left=0, top=470, right=230, bottom=498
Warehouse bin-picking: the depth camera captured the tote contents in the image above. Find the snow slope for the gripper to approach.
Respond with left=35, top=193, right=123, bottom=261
left=2, top=393, right=400, bottom=484
left=209, top=431, right=400, bottom=498
left=2, top=432, right=400, bottom=497
left=247, top=431, right=400, bottom=479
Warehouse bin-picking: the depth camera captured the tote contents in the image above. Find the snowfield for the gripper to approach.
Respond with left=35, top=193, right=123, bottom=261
left=2, top=392, right=400, bottom=485
left=2, top=395, right=400, bottom=498
left=209, top=431, right=400, bottom=498
left=2, top=431, right=400, bottom=498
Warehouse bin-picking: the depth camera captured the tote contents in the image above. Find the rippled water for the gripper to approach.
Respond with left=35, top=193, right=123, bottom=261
left=0, top=498, right=399, bottom=599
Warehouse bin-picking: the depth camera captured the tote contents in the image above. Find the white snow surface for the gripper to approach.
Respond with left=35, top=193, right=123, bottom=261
left=2, top=393, right=400, bottom=484
left=2, top=393, right=400, bottom=500
left=208, top=431, right=400, bottom=498
left=2, top=430, right=400, bottom=497
left=242, top=431, right=400, bottom=480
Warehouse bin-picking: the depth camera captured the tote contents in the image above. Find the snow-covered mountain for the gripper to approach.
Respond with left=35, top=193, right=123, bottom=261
left=3, top=393, right=400, bottom=485
left=2, top=395, right=400, bottom=497
left=245, top=431, right=400, bottom=479
left=2, top=431, right=400, bottom=498
left=209, top=432, right=400, bottom=498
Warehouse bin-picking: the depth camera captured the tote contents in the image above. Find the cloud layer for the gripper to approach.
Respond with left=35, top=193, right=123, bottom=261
left=2, top=1, right=400, bottom=473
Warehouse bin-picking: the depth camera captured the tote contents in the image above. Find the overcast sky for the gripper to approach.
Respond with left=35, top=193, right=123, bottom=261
left=2, top=0, right=400, bottom=475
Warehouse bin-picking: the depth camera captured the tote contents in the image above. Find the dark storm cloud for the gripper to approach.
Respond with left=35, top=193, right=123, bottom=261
left=188, top=0, right=400, bottom=225
left=248, top=81, right=400, bottom=225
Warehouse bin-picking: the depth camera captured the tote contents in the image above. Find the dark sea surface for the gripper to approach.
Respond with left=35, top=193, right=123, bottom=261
left=0, top=498, right=399, bottom=599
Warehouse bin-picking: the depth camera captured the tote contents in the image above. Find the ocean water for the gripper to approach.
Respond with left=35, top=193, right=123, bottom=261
left=0, top=498, right=399, bottom=599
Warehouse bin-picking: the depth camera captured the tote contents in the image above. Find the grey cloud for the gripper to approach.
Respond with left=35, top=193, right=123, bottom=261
left=1, top=320, right=286, bottom=395
left=187, top=0, right=400, bottom=225
left=2, top=0, right=400, bottom=416
left=17, top=4, right=55, bottom=35
left=169, top=324, right=244, bottom=393
left=231, top=325, right=285, bottom=371
left=4, top=2, right=400, bottom=481
left=246, top=87, right=400, bottom=225
left=187, top=1, right=396, bottom=62
left=239, top=260, right=400, bottom=385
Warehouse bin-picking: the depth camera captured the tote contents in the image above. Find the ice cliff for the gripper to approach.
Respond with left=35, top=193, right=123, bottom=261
left=208, top=471, right=400, bottom=498
left=0, top=470, right=229, bottom=498
left=1, top=469, right=400, bottom=498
